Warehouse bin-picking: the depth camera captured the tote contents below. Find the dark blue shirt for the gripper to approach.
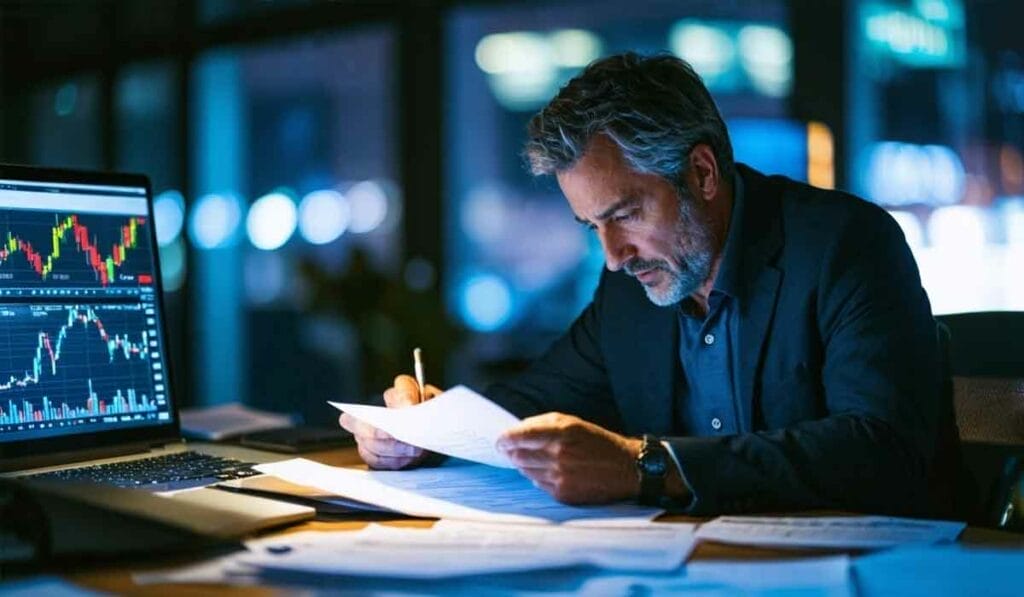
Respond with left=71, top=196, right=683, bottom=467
left=673, top=175, right=746, bottom=438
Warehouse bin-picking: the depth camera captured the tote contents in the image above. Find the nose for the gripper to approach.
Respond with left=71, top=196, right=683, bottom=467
left=597, top=226, right=635, bottom=272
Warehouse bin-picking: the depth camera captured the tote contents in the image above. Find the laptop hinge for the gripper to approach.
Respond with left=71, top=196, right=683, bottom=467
left=1, top=440, right=178, bottom=474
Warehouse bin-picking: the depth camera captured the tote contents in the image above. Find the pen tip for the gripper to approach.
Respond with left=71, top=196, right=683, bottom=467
left=414, top=347, right=422, bottom=358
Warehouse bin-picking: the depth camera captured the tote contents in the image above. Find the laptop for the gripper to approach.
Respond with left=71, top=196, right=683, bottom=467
left=0, top=163, right=313, bottom=532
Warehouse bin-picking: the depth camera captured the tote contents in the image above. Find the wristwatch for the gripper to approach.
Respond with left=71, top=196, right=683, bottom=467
left=635, top=434, right=668, bottom=506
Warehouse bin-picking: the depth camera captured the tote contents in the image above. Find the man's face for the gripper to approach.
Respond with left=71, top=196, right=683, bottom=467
left=557, top=136, right=717, bottom=306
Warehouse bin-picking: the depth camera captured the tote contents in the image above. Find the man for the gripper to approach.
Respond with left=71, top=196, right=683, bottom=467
left=340, top=53, right=958, bottom=517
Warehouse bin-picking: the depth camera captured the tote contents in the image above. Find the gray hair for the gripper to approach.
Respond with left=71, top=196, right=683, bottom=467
left=524, top=52, right=734, bottom=187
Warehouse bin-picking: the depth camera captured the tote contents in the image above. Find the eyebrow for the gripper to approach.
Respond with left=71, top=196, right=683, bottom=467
left=574, top=196, right=640, bottom=226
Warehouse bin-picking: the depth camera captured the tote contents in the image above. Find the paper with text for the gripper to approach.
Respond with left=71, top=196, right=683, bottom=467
left=329, top=385, right=519, bottom=468
left=240, top=521, right=696, bottom=579
left=256, top=457, right=664, bottom=525
left=696, top=516, right=965, bottom=549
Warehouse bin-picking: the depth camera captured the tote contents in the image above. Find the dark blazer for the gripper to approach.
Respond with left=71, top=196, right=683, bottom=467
left=488, top=164, right=958, bottom=517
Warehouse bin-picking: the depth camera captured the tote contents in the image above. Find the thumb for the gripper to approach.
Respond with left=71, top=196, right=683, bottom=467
left=388, top=374, right=422, bottom=406
left=423, top=384, right=443, bottom=400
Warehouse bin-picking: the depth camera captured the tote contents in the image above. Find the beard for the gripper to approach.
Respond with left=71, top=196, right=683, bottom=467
left=623, top=190, right=717, bottom=307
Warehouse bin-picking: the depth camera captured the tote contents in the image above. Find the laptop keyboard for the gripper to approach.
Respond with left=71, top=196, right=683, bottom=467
left=24, top=451, right=260, bottom=490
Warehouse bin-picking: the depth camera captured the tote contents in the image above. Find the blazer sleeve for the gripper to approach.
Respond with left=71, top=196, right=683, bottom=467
left=665, top=207, right=945, bottom=516
left=486, top=271, right=625, bottom=432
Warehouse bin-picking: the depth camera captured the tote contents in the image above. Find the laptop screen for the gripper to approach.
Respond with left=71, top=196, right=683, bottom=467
left=0, top=172, right=175, bottom=448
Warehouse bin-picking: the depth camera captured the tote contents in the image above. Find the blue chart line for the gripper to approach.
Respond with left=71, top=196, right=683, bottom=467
left=0, top=304, right=162, bottom=426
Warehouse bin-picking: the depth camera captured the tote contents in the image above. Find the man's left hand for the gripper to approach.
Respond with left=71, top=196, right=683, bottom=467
left=496, top=413, right=641, bottom=504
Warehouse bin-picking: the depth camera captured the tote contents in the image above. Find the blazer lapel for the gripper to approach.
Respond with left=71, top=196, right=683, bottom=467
left=632, top=299, right=678, bottom=435
left=734, top=165, right=784, bottom=433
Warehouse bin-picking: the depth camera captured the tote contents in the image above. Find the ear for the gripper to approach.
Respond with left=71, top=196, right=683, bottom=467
left=687, top=144, right=720, bottom=203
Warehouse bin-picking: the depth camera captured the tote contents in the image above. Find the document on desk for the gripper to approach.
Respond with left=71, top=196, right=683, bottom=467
left=240, top=521, right=697, bottom=579
left=696, top=515, right=966, bottom=550
left=579, top=555, right=852, bottom=597
left=255, top=457, right=664, bottom=524
left=328, top=385, right=519, bottom=468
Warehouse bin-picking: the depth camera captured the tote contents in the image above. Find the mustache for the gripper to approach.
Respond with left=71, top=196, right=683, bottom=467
left=624, top=258, right=672, bottom=277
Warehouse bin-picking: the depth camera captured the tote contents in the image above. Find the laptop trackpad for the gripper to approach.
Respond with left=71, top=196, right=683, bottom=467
left=166, top=487, right=314, bottom=534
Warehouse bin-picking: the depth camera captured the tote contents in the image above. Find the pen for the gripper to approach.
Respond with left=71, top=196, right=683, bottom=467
left=413, top=347, right=426, bottom=402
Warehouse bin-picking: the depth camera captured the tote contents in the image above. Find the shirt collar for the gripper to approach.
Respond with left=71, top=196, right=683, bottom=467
left=710, top=172, right=744, bottom=298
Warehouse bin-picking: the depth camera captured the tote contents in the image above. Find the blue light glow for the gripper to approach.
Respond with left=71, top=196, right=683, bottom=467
left=246, top=192, right=297, bottom=251
left=188, top=193, right=243, bottom=249
left=54, top=83, right=78, bottom=116
left=670, top=22, right=736, bottom=83
left=737, top=25, right=793, bottom=97
left=728, top=118, right=807, bottom=181
left=460, top=274, right=513, bottom=332
left=475, top=29, right=602, bottom=111
left=158, top=237, right=187, bottom=292
left=153, top=190, right=186, bottom=246
left=347, top=181, right=389, bottom=234
left=298, top=189, right=350, bottom=245
left=865, top=141, right=965, bottom=206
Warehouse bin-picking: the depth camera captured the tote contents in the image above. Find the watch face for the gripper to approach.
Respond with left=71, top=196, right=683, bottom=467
left=641, top=450, right=667, bottom=476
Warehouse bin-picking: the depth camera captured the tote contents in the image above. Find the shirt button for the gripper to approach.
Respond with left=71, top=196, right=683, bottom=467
left=704, top=333, right=715, bottom=345
left=711, top=417, right=722, bottom=431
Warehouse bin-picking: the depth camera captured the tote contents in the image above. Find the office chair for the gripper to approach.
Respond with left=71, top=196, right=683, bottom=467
left=937, top=314, right=1024, bottom=530
left=936, top=312, right=1024, bottom=377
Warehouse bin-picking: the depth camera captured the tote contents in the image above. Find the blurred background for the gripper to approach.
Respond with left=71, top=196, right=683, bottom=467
left=0, top=0, right=1020, bottom=426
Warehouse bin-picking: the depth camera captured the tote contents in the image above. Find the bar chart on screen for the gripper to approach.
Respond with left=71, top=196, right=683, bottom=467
left=0, top=303, right=168, bottom=441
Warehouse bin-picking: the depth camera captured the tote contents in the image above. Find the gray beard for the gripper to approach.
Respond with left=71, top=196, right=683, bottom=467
left=624, top=194, right=716, bottom=307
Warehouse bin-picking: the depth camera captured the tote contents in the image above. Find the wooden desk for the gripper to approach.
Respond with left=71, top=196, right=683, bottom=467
left=58, top=447, right=1024, bottom=595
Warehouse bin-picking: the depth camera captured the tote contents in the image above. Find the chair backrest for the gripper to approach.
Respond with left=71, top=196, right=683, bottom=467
left=936, top=312, right=1024, bottom=377
left=939, top=316, right=1024, bottom=529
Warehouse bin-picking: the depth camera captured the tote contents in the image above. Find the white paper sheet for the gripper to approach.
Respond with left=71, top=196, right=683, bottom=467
left=329, top=385, right=520, bottom=468
left=696, top=515, right=966, bottom=549
left=255, top=457, right=663, bottom=524
left=240, top=521, right=696, bottom=579
left=578, top=555, right=852, bottom=596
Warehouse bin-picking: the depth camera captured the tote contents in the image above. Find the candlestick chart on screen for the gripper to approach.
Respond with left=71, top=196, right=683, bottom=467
left=0, top=211, right=153, bottom=287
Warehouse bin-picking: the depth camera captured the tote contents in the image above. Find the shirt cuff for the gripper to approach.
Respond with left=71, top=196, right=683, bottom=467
left=661, top=439, right=698, bottom=512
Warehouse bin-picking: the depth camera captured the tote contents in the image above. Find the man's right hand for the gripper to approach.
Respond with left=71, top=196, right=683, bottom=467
left=339, top=374, right=442, bottom=469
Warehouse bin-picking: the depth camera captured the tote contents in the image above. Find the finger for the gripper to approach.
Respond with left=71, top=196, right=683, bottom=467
left=533, top=479, right=556, bottom=494
left=340, top=414, right=394, bottom=441
left=394, top=374, right=421, bottom=401
left=518, top=468, right=556, bottom=494
left=497, top=425, right=559, bottom=451
left=385, top=378, right=420, bottom=407
left=362, top=436, right=423, bottom=458
left=359, top=445, right=420, bottom=470
left=423, top=384, right=443, bottom=400
left=503, top=448, right=553, bottom=468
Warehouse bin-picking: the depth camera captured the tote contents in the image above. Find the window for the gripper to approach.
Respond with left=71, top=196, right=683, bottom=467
left=189, top=28, right=399, bottom=423
left=848, top=0, right=1024, bottom=313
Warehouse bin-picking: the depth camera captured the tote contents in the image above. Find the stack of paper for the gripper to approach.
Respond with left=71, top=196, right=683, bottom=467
left=256, top=457, right=664, bottom=524
left=696, top=515, right=966, bottom=549
left=239, top=521, right=697, bottom=579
